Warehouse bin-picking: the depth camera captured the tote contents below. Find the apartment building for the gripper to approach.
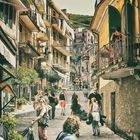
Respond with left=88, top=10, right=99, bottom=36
left=0, top=0, right=27, bottom=115
left=0, top=0, right=73, bottom=105
left=72, top=28, right=97, bottom=90
left=91, top=0, right=140, bottom=139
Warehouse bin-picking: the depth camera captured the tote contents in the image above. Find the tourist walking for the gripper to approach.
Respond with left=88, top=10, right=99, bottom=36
left=48, top=90, right=57, bottom=119
left=33, top=98, right=49, bottom=140
left=56, top=115, right=80, bottom=140
left=59, top=90, right=67, bottom=116
left=89, top=97, right=100, bottom=136
left=71, top=95, right=81, bottom=116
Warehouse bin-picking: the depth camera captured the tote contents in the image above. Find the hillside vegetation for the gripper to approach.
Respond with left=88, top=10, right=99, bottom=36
left=67, top=13, right=92, bottom=28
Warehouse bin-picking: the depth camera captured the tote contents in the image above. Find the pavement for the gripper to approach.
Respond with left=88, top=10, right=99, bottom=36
left=13, top=90, right=125, bottom=140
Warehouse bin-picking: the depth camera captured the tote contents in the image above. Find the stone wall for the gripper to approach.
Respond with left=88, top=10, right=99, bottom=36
left=101, top=76, right=140, bottom=140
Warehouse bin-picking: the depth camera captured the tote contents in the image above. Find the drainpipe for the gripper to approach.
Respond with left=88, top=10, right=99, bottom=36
left=91, top=29, right=100, bottom=91
left=0, top=70, right=3, bottom=117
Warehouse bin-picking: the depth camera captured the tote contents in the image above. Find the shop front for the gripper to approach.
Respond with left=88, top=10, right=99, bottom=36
left=0, top=27, right=17, bottom=116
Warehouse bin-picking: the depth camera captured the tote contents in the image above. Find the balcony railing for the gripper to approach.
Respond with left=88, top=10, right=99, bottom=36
left=98, top=36, right=140, bottom=72
left=20, top=10, right=38, bottom=31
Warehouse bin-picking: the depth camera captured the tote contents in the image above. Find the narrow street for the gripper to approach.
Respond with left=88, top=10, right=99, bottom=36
left=47, top=91, right=125, bottom=140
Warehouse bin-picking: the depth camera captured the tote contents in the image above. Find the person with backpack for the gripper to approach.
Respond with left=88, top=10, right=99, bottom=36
left=56, top=115, right=80, bottom=140
left=88, top=97, right=100, bottom=136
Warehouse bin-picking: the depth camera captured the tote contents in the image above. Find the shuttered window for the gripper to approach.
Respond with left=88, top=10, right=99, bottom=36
left=0, top=2, right=15, bottom=28
left=108, top=5, right=121, bottom=38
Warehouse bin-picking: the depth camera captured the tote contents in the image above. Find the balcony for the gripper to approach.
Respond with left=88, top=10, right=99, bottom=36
left=37, top=32, right=49, bottom=42
left=34, top=0, right=45, bottom=13
left=52, top=24, right=67, bottom=38
left=52, top=40, right=71, bottom=56
left=20, top=11, right=39, bottom=31
left=98, top=36, right=140, bottom=79
left=12, top=0, right=27, bottom=11
left=19, top=41, right=40, bottom=57
left=53, top=63, right=69, bottom=73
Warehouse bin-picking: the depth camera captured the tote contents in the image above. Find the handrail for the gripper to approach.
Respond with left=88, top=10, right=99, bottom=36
left=97, top=36, right=140, bottom=72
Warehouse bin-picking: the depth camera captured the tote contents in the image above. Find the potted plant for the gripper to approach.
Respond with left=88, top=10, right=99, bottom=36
left=16, top=97, right=27, bottom=110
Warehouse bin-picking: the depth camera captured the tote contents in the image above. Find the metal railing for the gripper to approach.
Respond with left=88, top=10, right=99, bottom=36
left=98, top=36, right=140, bottom=72
left=21, top=10, right=37, bottom=26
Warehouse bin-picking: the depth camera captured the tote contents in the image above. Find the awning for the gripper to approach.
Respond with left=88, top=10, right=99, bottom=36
left=52, top=45, right=71, bottom=56
left=52, top=24, right=67, bottom=38
left=52, top=68, right=68, bottom=78
left=0, top=27, right=17, bottom=68
left=0, top=65, right=16, bottom=111
left=0, top=82, right=15, bottom=96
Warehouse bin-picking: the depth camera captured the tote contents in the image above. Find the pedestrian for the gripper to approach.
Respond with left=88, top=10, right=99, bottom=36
left=56, top=115, right=80, bottom=140
left=35, top=90, right=43, bottom=101
left=48, top=90, right=57, bottom=119
left=59, top=90, right=67, bottom=116
left=71, top=95, right=81, bottom=116
left=71, top=92, right=79, bottom=103
left=89, top=97, right=100, bottom=136
left=83, top=87, right=88, bottom=102
left=32, top=98, right=49, bottom=140
left=88, top=89, right=101, bottom=107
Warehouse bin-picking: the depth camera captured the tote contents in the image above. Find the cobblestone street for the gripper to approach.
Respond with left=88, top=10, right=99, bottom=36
left=47, top=91, right=125, bottom=140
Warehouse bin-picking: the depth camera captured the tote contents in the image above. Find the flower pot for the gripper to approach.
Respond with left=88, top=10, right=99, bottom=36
left=17, top=104, right=23, bottom=110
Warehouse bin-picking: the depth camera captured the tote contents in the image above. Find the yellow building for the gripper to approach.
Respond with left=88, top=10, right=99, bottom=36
left=91, top=0, right=140, bottom=139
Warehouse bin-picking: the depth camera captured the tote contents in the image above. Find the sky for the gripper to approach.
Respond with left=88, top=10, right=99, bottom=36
left=53, top=0, right=95, bottom=16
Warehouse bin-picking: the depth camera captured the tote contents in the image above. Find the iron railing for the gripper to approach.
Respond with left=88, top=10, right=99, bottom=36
left=21, top=10, right=38, bottom=26
left=98, top=36, right=140, bottom=72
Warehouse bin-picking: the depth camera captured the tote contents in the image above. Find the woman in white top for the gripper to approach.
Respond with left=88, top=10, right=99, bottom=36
left=89, top=97, right=100, bottom=136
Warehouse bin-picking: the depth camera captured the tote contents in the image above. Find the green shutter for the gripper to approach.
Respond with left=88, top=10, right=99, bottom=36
left=8, top=6, right=13, bottom=28
left=108, top=5, right=121, bottom=38
left=5, top=4, right=8, bottom=24
left=0, top=2, right=3, bottom=19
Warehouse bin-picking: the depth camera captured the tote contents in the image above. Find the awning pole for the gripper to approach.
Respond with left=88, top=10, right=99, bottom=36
left=0, top=68, right=3, bottom=117
left=0, top=84, right=16, bottom=112
left=1, top=96, right=16, bottom=111
left=0, top=76, right=12, bottom=84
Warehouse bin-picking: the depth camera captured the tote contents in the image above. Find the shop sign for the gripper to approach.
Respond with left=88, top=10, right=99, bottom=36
left=0, top=40, right=16, bottom=67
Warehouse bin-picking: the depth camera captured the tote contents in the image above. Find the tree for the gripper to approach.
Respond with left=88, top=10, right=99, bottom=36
left=16, top=63, right=38, bottom=100
left=47, top=73, right=61, bottom=84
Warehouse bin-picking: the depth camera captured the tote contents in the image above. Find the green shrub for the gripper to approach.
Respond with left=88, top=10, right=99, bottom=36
left=0, top=115, right=23, bottom=140
left=8, top=130, right=23, bottom=140
left=17, top=97, right=27, bottom=105
left=0, top=115, right=19, bottom=130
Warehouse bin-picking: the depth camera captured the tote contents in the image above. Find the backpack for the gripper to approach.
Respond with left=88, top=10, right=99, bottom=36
left=56, top=132, right=69, bottom=140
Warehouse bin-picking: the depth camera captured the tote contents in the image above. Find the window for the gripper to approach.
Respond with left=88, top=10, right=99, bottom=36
left=0, top=2, right=14, bottom=28
left=0, top=3, right=3, bottom=19
left=19, top=24, right=22, bottom=42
